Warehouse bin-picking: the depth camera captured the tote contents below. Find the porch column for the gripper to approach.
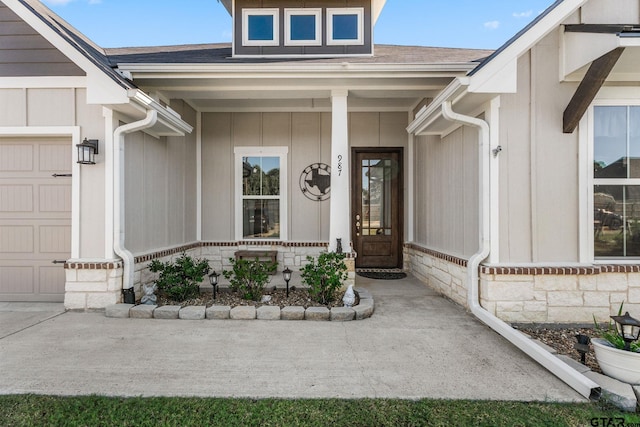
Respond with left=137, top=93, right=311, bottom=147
left=329, top=89, right=351, bottom=252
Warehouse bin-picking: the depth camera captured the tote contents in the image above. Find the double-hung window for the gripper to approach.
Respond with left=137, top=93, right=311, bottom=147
left=593, top=105, right=640, bottom=258
left=327, top=8, right=364, bottom=46
left=242, top=8, right=279, bottom=46
left=235, top=147, right=288, bottom=241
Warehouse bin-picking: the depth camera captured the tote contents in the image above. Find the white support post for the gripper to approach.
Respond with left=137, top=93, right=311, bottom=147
left=329, top=90, right=351, bottom=252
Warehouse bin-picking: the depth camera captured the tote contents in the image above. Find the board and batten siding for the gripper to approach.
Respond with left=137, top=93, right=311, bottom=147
left=0, top=1, right=84, bottom=76
left=124, top=101, right=198, bottom=255
left=201, top=111, right=408, bottom=242
left=414, top=127, right=479, bottom=259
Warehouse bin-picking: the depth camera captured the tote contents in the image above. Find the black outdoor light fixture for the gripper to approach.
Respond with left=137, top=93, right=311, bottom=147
left=283, top=267, right=292, bottom=297
left=76, top=138, right=99, bottom=165
left=611, top=311, right=640, bottom=351
left=574, top=334, right=590, bottom=364
left=209, top=270, right=220, bottom=300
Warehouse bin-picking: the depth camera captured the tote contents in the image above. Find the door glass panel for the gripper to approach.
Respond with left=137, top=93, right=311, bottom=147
left=361, top=158, right=392, bottom=237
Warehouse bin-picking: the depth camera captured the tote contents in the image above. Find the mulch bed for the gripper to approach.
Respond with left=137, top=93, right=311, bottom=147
left=158, top=287, right=353, bottom=310
left=517, top=326, right=602, bottom=373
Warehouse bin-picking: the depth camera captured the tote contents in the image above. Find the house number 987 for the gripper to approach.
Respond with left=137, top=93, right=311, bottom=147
left=337, top=155, right=343, bottom=176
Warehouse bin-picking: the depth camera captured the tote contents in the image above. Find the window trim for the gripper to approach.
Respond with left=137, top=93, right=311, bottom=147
left=242, top=8, right=280, bottom=47
left=584, top=98, right=640, bottom=262
left=284, top=8, right=322, bottom=46
left=326, top=8, right=364, bottom=46
left=234, top=146, right=288, bottom=241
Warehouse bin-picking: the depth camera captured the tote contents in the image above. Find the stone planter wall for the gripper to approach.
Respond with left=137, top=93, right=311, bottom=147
left=65, top=241, right=355, bottom=310
left=404, top=243, right=640, bottom=324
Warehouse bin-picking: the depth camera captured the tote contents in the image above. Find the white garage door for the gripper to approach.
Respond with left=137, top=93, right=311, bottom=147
left=0, top=137, right=71, bottom=302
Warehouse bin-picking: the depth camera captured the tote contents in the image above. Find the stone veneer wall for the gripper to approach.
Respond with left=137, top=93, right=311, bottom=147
left=64, top=261, right=124, bottom=310
left=65, top=241, right=355, bottom=310
left=404, top=243, right=640, bottom=324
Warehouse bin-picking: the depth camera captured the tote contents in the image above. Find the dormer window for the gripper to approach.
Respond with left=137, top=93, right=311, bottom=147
left=285, top=9, right=322, bottom=46
left=327, top=8, right=364, bottom=46
left=242, top=8, right=279, bottom=46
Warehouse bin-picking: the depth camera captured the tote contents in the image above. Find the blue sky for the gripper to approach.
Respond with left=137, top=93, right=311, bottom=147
left=42, top=0, right=556, bottom=50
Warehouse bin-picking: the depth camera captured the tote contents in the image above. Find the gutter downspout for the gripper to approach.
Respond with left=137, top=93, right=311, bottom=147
left=441, top=101, right=601, bottom=401
left=113, top=110, right=158, bottom=291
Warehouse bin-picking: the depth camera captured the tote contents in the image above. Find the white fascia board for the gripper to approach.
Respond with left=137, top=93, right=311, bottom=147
left=407, top=77, right=469, bottom=135
left=372, top=0, right=387, bottom=25
left=127, top=89, right=194, bottom=135
left=469, top=58, right=518, bottom=94
left=469, top=0, right=587, bottom=94
left=116, top=62, right=477, bottom=77
left=3, top=0, right=127, bottom=104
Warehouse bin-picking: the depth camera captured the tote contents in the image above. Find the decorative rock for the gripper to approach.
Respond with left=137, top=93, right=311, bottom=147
left=353, top=299, right=374, bottom=320
left=257, top=306, right=281, bottom=320
left=281, top=306, right=305, bottom=320
left=305, top=307, right=330, bottom=321
left=179, top=306, right=206, bottom=320
left=105, top=304, right=133, bottom=318
left=230, top=306, right=256, bottom=320
left=206, top=305, right=231, bottom=320
left=331, top=307, right=355, bottom=321
left=154, top=305, right=181, bottom=319
left=584, top=371, right=637, bottom=412
left=130, top=304, right=156, bottom=319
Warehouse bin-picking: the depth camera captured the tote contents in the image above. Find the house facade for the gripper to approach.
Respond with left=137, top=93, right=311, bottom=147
left=1, top=0, right=640, bottom=325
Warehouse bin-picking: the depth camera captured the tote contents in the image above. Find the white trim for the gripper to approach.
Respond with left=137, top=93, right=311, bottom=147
left=103, top=108, right=115, bottom=259
left=284, top=8, right=322, bottom=47
left=326, top=8, right=364, bottom=46
left=579, top=111, right=592, bottom=263
left=488, top=96, right=501, bottom=263
left=0, top=77, right=88, bottom=89
left=242, top=8, right=279, bottom=47
left=587, top=99, right=640, bottom=262
left=0, top=126, right=81, bottom=258
left=407, top=111, right=415, bottom=243
left=196, top=111, right=203, bottom=241
left=234, top=146, right=289, bottom=241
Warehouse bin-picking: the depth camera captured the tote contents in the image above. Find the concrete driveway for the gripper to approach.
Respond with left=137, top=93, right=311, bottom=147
left=0, top=275, right=584, bottom=401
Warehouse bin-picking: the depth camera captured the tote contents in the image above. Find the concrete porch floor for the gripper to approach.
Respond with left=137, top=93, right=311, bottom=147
left=0, top=274, right=584, bottom=401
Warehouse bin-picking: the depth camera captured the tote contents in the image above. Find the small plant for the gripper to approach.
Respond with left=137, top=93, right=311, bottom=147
left=300, top=252, right=348, bottom=305
left=148, top=253, right=210, bottom=302
left=594, top=302, right=640, bottom=352
left=223, top=257, right=275, bottom=301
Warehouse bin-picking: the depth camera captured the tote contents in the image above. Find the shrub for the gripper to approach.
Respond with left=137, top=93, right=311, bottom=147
left=223, top=257, right=275, bottom=301
left=300, top=252, right=348, bottom=305
left=148, top=253, right=210, bottom=302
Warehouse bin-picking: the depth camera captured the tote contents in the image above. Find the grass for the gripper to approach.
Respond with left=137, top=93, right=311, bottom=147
left=1, top=395, right=640, bottom=427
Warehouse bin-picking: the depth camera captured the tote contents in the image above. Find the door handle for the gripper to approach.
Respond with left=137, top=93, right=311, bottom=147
left=355, top=214, right=361, bottom=236
left=52, top=260, right=66, bottom=264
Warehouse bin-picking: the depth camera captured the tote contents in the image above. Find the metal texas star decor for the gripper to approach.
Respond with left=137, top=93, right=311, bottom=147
left=299, top=163, right=331, bottom=201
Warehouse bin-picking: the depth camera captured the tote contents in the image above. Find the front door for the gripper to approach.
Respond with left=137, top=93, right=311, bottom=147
left=352, top=148, right=403, bottom=268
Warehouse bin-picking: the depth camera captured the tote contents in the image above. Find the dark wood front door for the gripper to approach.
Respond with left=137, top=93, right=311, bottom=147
left=352, top=148, right=403, bottom=268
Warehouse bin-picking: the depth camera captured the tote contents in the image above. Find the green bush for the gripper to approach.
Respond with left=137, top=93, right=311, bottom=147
left=223, top=257, right=275, bottom=301
left=148, top=253, right=210, bottom=302
left=301, top=252, right=348, bottom=305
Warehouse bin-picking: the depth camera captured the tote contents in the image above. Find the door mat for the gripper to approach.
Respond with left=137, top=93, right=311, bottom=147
left=356, top=271, right=407, bottom=280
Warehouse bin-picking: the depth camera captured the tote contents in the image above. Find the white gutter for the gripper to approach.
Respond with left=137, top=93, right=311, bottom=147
left=440, top=100, right=601, bottom=401
left=113, top=110, right=158, bottom=290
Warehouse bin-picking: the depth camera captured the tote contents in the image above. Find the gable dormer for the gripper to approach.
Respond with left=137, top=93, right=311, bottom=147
left=220, top=0, right=387, bottom=58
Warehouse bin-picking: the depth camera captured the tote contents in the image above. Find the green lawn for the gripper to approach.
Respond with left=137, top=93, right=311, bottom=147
left=1, top=395, right=639, bottom=427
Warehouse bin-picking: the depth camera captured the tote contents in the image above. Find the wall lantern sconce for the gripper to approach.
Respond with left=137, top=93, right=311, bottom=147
left=76, top=138, right=99, bottom=165
left=611, top=311, right=640, bottom=351
left=209, top=270, right=220, bottom=300
left=283, top=267, right=292, bottom=297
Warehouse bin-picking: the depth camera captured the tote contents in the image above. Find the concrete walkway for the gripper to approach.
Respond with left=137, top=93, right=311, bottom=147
left=0, top=275, right=584, bottom=401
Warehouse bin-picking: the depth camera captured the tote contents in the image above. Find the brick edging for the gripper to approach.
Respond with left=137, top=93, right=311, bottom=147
left=404, top=243, right=640, bottom=276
